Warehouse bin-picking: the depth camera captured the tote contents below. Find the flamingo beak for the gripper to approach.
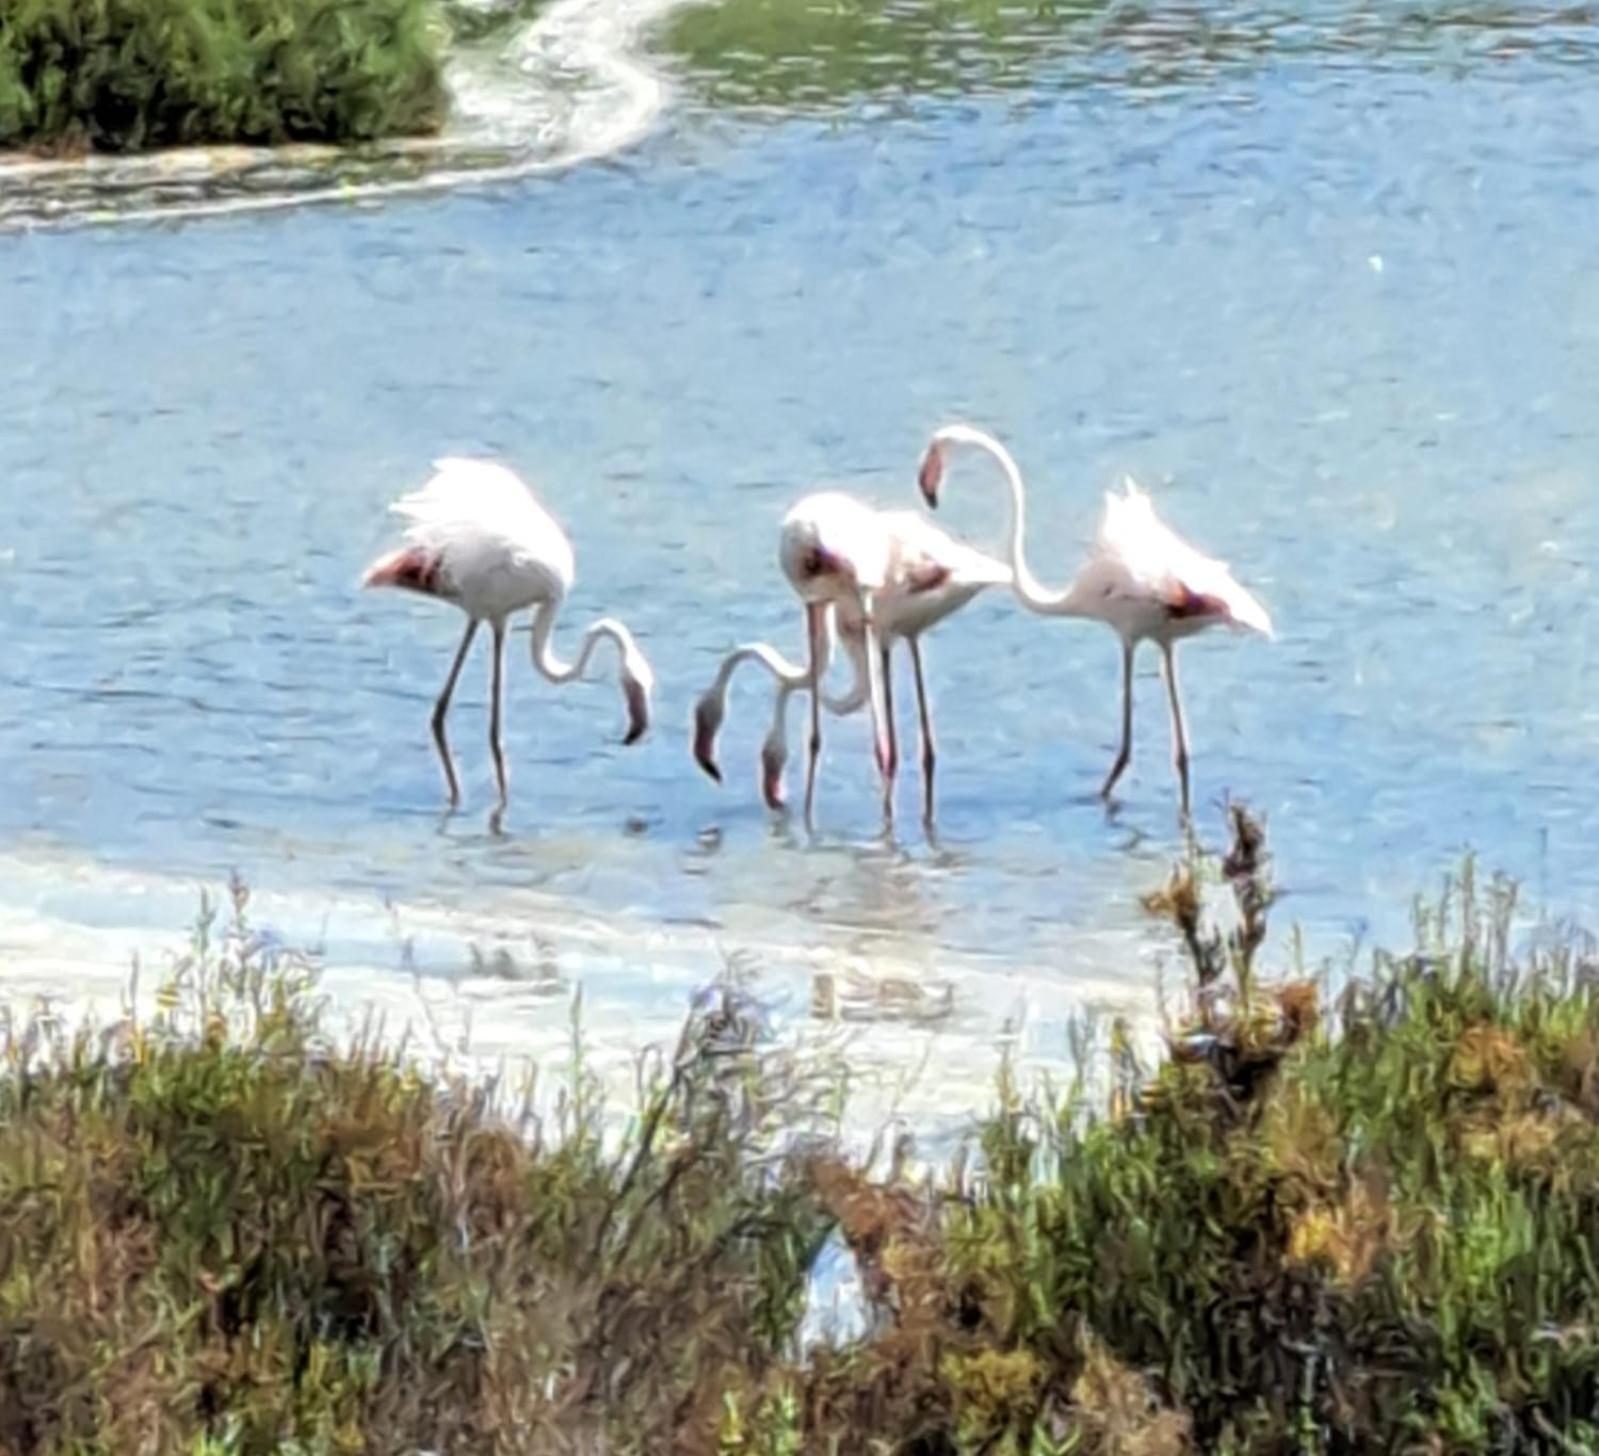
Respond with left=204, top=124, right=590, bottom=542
left=760, top=743, right=787, bottom=810
left=918, top=442, right=944, bottom=508
left=622, top=677, right=650, bottom=746
left=692, top=700, right=723, bottom=782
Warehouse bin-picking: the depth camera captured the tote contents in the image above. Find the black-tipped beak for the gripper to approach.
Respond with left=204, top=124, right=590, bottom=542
left=692, top=705, right=722, bottom=782
left=918, top=444, right=943, bottom=507
left=622, top=679, right=650, bottom=746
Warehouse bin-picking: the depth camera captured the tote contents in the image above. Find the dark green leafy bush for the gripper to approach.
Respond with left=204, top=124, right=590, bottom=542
left=0, top=0, right=446, bottom=151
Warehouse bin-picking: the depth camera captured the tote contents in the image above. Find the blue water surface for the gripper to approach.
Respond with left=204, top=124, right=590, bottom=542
left=3, top=39, right=1597, bottom=1034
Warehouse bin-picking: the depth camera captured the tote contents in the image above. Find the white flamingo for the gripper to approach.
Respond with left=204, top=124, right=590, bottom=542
left=773, top=491, right=898, bottom=824
left=686, top=492, right=896, bottom=825
left=362, top=458, right=654, bottom=810
left=692, top=503, right=1010, bottom=822
left=917, top=424, right=1272, bottom=816
left=689, top=619, right=851, bottom=815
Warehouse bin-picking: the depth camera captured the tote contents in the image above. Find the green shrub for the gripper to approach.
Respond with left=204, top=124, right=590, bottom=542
left=0, top=880, right=829, bottom=1452
left=0, top=0, right=446, bottom=151
left=755, top=819, right=1599, bottom=1454
left=9, top=821, right=1599, bottom=1453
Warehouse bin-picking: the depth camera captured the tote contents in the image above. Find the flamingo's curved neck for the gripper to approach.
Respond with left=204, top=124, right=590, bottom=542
left=955, top=430, right=1077, bottom=615
left=820, top=623, right=871, bottom=716
left=529, top=598, right=623, bottom=684
left=711, top=642, right=807, bottom=701
left=711, top=617, right=873, bottom=708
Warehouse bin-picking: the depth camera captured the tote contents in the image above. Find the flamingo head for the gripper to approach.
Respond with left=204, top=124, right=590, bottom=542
left=917, top=438, right=946, bottom=507
left=759, top=732, right=788, bottom=811
left=620, top=644, right=654, bottom=746
left=691, top=688, right=725, bottom=782
left=918, top=423, right=1015, bottom=510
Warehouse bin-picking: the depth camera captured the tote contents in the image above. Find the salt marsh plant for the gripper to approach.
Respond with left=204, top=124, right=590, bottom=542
left=0, top=878, right=832, bottom=1452
left=6, top=820, right=1599, bottom=1451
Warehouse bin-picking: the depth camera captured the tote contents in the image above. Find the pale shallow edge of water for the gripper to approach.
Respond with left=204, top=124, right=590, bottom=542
left=0, top=845, right=1167, bottom=1152
left=0, top=0, right=687, bottom=233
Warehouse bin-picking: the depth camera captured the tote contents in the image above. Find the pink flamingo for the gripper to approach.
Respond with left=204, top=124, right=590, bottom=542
left=772, top=491, right=896, bottom=825
left=362, top=458, right=654, bottom=810
left=692, top=501, right=1009, bottom=823
left=692, top=491, right=896, bottom=825
left=917, top=424, right=1272, bottom=816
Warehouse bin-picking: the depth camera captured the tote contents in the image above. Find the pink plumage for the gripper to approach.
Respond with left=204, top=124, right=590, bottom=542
left=363, top=458, right=653, bottom=814
left=918, top=425, right=1272, bottom=816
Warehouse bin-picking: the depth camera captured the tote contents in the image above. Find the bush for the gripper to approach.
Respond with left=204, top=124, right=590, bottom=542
left=0, top=880, right=830, bottom=1452
left=0, top=0, right=446, bottom=152
left=9, top=821, right=1599, bottom=1452
left=718, top=815, right=1599, bottom=1455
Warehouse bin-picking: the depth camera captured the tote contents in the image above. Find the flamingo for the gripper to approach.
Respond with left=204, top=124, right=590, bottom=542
left=775, top=491, right=897, bottom=824
left=686, top=492, right=896, bottom=825
left=692, top=504, right=1010, bottom=823
left=689, top=622, right=849, bottom=816
left=361, top=458, right=654, bottom=811
left=917, top=424, right=1272, bottom=816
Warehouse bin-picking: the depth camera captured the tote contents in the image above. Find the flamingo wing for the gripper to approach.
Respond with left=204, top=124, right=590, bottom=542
left=391, top=459, right=552, bottom=539
left=1098, top=478, right=1272, bottom=637
left=879, top=512, right=1012, bottom=593
left=388, top=458, right=576, bottom=599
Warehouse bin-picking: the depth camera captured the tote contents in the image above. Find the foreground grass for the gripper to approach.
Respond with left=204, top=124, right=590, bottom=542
left=5, top=822, right=1599, bottom=1452
left=0, top=0, right=447, bottom=151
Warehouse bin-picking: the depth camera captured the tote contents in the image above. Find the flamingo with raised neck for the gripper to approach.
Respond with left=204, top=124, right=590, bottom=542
left=917, top=424, right=1272, bottom=816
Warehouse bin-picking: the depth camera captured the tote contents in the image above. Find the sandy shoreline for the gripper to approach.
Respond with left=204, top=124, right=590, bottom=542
left=0, top=840, right=1167, bottom=1148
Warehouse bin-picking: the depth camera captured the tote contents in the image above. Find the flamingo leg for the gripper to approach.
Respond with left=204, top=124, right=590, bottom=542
left=803, top=602, right=828, bottom=826
left=488, top=618, right=509, bottom=808
left=878, top=640, right=898, bottom=822
left=1160, top=641, right=1191, bottom=819
left=431, top=619, right=480, bottom=807
left=908, top=636, right=937, bottom=824
left=859, top=599, right=893, bottom=783
left=1100, top=640, right=1135, bottom=802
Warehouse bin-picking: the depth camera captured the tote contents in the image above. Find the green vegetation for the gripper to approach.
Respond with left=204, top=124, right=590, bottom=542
left=7, top=821, right=1599, bottom=1451
left=437, top=0, right=547, bottom=46
left=0, top=0, right=447, bottom=151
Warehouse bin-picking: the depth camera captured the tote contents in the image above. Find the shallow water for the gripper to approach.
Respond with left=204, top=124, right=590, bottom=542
left=3, top=1, right=1597, bottom=1129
